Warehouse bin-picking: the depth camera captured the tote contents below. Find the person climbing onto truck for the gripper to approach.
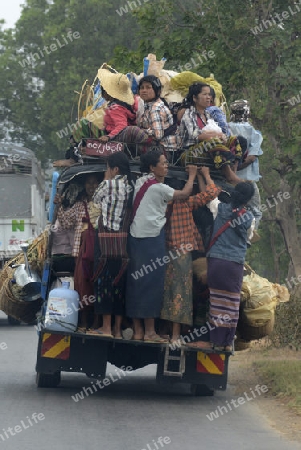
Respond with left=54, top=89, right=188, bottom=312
left=189, top=181, right=255, bottom=351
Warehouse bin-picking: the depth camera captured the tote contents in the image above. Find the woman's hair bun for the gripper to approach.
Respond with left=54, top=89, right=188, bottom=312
left=231, top=182, right=255, bottom=208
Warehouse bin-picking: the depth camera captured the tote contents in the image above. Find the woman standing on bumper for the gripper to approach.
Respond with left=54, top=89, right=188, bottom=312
left=203, top=182, right=255, bottom=351
left=161, top=167, right=221, bottom=343
left=126, top=149, right=197, bottom=343
left=90, top=152, right=133, bottom=338
left=56, top=174, right=101, bottom=331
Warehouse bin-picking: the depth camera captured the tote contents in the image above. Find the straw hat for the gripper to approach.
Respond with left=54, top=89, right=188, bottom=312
left=98, top=69, right=134, bottom=105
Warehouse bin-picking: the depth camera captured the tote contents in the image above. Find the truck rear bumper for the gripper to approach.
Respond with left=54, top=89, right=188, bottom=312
left=35, top=330, right=231, bottom=390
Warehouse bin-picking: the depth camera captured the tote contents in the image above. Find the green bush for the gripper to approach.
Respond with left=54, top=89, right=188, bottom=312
left=271, top=293, right=301, bottom=348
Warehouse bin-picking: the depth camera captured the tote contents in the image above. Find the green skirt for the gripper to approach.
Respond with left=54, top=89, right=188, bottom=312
left=161, top=251, right=193, bottom=326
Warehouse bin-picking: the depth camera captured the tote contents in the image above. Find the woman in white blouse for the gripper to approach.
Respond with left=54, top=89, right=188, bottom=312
left=126, top=149, right=197, bottom=343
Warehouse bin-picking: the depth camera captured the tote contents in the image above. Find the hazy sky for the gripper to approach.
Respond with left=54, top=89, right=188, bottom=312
left=1, top=0, right=23, bottom=28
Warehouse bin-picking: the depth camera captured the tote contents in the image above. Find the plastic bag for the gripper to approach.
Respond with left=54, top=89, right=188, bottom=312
left=144, top=53, right=166, bottom=77
left=202, top=118, right=222, bottom=133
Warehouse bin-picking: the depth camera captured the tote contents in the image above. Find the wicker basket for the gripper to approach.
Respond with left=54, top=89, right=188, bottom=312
left=0, top=230, right=47, bottom=323
left=0, top=230, right=48, bottom=284
left=0, top=277, right=42, bottom=323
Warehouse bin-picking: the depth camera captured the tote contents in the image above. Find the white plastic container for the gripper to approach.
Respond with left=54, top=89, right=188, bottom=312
left=45, top=281, right=80, bottom=332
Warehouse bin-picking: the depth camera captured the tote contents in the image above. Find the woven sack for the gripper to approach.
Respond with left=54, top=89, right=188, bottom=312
left=238, top=312, right=275, bottom=341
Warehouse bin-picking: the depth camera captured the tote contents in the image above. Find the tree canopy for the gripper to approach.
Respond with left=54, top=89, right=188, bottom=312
left=0, top=0, right=140, bottom=160
left=1, top=0, right=300, bottom=284
left=128, top=0, right=301, bottom=284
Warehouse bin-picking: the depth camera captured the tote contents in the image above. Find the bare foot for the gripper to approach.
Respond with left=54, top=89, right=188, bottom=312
left=133, top=322, right=144, bottom=341
left=160, top=334, right=171, bottom=340
left=113, top=327, right=122, bottom=339
left=132, top=334, right=144, bottom=341
left=144, top=333, right=169, bottom=343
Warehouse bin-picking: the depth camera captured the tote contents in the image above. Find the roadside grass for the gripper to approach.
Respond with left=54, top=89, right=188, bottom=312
left=252, top=290, right=301, bottom=414
left=254, top=359, right=301, bottom=415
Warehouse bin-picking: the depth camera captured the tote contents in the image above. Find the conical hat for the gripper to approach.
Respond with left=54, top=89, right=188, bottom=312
left=98, top=69, right=134, bottom=106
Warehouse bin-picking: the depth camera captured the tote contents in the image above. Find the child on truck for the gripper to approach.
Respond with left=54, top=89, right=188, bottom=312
left=137, top=75, right=179, bottom=156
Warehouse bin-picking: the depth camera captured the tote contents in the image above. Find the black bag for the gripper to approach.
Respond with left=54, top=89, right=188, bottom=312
left=192, top=205, right=214, bottom=253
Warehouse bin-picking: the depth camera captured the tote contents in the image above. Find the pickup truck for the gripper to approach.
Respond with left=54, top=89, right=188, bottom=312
left=35, top=141, right=232, bottom=396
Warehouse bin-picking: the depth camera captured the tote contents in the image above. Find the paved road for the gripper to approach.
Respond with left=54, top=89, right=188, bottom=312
left=0, top=311, right=300, bottom=450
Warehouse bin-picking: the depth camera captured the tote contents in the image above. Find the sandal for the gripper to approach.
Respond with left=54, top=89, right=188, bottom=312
left=160, top=334, right=170, bottom=340
left=77, top=327, right=86, bottom=334
left=86, top=329, right=113, bottom=338
left=144, top=334, right=169, bottom=344
left=213, top=345, right=232, bottom=352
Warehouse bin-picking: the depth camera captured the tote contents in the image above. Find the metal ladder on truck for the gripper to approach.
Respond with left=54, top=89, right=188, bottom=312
left=163, top=346, right=186, bottom=377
